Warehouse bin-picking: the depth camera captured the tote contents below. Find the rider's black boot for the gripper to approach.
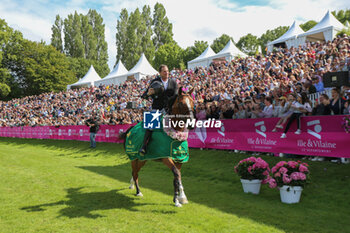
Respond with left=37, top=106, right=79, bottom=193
left=139, top=129, right=152, bottom=156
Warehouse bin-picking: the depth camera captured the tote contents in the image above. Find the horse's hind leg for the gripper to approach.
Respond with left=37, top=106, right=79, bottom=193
left=175, top=163, right=188, bottom=204
left=131, top=159, right=146, bottom=196
left=162, top=158, right=182, bottom=207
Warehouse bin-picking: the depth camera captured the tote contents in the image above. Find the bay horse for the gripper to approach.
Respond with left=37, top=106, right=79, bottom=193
left=120, top=88, right=195, bottom=207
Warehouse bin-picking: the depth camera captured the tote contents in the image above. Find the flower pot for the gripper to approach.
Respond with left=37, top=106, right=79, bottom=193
left=279, top=185, right=303, bottom=204
left=240, top=179, right=262, bottom=194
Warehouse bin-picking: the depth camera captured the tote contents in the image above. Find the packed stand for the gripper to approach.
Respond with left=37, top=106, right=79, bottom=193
left=0, top=36, right=350, bottom=128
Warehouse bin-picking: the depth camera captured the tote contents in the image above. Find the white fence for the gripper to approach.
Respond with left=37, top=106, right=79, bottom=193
left=308, top=89, right=332, bottom=107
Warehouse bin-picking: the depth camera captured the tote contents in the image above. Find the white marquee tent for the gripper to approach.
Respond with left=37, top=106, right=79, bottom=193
left=67, top=65, right=101, bottom=90
left=187, top=46, right=216, bottom=70
left=208, top=40, right=247, bottom=62
left=94, top=60, right=128, bottom=86
left=267, top=21, right=304, bottom=51
left=296, top=10, right=345, bottom=45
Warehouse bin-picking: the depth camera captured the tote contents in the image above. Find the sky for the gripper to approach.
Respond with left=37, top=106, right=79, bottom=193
left=0, top=0, right=348, bottom=71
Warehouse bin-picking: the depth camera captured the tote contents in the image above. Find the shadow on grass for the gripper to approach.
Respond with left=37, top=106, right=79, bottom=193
left=20, top=187, right=154, bottom=218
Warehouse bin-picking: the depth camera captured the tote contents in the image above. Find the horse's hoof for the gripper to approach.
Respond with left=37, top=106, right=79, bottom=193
left=174, top=202, right=182, bottom=207
left=129, top=185, right=134, bottom=189
left=178, top=197, right=188, bottom=204
left=136, top=192, right=143, bottom=197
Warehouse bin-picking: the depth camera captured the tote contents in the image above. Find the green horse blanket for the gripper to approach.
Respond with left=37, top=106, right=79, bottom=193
left=125, top=122, right=189, bottom=163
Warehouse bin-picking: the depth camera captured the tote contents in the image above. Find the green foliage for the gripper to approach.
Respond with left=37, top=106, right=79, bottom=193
left=5, top=40, right=75, bottom=96
left=152, top=2, right=174, bottom=50
left=115, top=8, right=129, bottom=67
left=0, top=83, right=10, bottom=98
left=259, top=26, right=289, bottom=53
left=51, top=15, right=63, bottom=53
left=54, top=10, right=109, bottom=77
left=336, top=27, right=350, bottom=36
left=236, top=33, right=259, bottom=55
left=182, top=41, right=209, bottom=67
left=332, top=9, right=350, bottom=24
left=124, top=8, right=143, bottom=70
left=211, top=34, right=233, bottom=53
left=68, top=57, right=107, bottom=81
left=300, top=20, right=317, bottom=31
left=141, top=5, right=156, bottom=64
left=154, top=42, right=184, bottom=70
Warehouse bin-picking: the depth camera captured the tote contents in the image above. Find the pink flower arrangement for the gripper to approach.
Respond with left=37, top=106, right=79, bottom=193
left=234, top=157, right=270, bottom=182
left=268, top=160, right=310, bottom=188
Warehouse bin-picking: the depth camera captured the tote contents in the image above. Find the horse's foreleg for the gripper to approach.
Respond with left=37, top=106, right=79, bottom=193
left=129, top=177, right=134, bottom=189
left=162, top=158, right=182, bottom=207
left=131, top=160, right=146, bottom=196
left=175, top=163, right=188, bottom=204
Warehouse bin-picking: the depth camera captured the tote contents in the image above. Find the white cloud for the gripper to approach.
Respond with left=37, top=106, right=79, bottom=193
left=0, top=0, right=348, bottom=71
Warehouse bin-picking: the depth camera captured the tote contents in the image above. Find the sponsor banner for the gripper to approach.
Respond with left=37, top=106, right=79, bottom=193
left=0, top=124, right=134, bottom=143
left=0, top=116, right=349, bottom=157
left=188, top=115, right=350, bottom=158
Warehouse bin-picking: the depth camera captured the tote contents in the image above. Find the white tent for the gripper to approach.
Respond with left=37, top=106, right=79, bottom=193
left=187, top=46, right=216, bottom=70
left=94, top=60, right=128, bottom=86
left=67, top=65, right=101, bottom=90
left=267, top=21, right=304, bottom=51
left=297, top=11, right=345, bottom=45
left=208, top=40, right=247, bottom=62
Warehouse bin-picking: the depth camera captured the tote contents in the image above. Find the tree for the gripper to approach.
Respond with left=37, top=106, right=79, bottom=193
left=332, top=10, right=350, bottom=24
left=5, top=40, right=75, bottom=96
left=152, top=3, right=174, bottom=50
left=63, top=12, right=84, bottom=58
left=0, top=83, right=10, bottom=98
left=300, top=20, right=317, bottom=32
left=259, top=26, right=289, bottom=53
left=115, top=8, right=129, bottom=67
left=53, top=10, right=109, bottom=79
left=124, top=8, right=143, bottom=69
left=236, top=34, right=259, bottom=55
left=211, top=34, right=233, bottom=53
left=87, top=9, right=108, bottom=65
left=51, top=15, right=63, bottom=53
left=182, top=41, right=208, bottom=66
left=0, top=18, right=24, bottom=98
left=154, top=42, right=184, bottom=70
left=141, top=5, right=156, bottom=64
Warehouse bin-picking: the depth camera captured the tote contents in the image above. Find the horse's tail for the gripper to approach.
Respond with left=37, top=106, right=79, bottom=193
left=119, top=126, right=134, bottom=150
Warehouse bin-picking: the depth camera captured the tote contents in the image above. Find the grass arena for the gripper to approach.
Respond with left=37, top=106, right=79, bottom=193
left=0, top=137, right=349, bottom=233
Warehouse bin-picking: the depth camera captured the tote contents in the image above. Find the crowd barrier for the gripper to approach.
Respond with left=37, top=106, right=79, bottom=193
left=0, top=115, right=349, bottom=158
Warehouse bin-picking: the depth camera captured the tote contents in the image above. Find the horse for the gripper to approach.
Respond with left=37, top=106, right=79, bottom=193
left=120, top=88, right=195, bottom=207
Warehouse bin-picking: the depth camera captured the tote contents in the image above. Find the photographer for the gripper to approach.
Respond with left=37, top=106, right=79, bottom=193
left=85, top=113, right=100, bottom=149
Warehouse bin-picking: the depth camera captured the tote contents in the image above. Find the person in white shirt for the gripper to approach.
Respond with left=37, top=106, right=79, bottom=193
left=281, top=92, right=311, bottom=138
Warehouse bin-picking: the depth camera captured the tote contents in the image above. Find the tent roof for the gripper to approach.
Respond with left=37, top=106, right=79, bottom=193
left=188, top=46, right=216, bottom=63
left=70, top=65, right=101, bottom=86
left=102, top=60, right=128, bottom=80
left=299, top=10, right=345, bottom=37
left=126, top=53, right=157, bottom=76
left=211, top=39, right=247, bottom=58
left=268, top=21, right=304, bottom=46
left=345, top=20, right=350, bottom=27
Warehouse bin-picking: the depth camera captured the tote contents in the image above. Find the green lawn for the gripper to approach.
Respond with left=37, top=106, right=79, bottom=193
left=0, top=138, right=349, bottom=233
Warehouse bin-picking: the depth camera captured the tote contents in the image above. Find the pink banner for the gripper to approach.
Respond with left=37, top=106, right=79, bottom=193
left=0, top=116, right=349, bottom=157
left=188, top=115, right=350, bottom=158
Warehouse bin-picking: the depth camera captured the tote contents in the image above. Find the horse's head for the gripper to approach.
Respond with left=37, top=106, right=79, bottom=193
left=171, top=87, right=195, bottom=131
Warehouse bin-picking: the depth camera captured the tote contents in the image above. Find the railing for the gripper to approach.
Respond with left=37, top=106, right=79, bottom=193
left=308, top=89, right=332, bottom=107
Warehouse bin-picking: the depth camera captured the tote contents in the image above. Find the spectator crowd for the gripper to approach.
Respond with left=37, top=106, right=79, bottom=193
left=1, top=36, right=350, bottom=129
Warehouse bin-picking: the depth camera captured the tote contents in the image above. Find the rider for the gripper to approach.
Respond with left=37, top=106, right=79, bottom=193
left=139, top=64, right=178, bottom=155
